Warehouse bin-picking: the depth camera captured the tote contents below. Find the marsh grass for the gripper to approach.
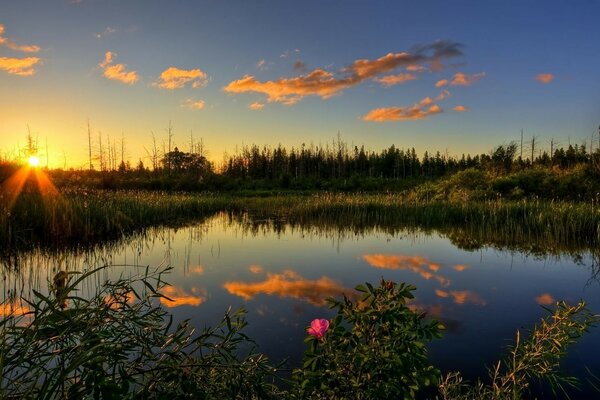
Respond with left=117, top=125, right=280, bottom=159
left=1, top=190, right=599, bottom=257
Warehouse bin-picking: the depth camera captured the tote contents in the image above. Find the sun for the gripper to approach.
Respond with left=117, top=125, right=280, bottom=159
left=28, top=155, right=40, bottom=168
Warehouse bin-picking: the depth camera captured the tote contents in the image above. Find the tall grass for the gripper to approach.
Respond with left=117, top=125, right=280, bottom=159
left=1, top=190, right=599, bottom=256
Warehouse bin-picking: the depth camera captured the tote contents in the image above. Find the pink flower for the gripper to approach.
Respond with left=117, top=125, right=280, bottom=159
left=307, top=318, right=330, bottom=339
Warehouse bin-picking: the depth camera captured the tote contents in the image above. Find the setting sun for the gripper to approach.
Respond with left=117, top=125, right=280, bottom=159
left=28, top=155, right=40, bottom=168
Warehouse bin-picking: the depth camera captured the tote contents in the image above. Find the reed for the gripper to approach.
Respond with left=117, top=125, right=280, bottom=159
left=1, top=190, right=598, bottom=255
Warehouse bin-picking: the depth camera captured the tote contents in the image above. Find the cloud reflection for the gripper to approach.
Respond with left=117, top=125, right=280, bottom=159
left=435, top=289, right=486, bottom=306
left=160, top=285, right=206, bottom=307
left=224, top=269, right=350, bottom=306
left=362, top=254, right=451, bottom=286
left=535, top=293, right=555, bottom=305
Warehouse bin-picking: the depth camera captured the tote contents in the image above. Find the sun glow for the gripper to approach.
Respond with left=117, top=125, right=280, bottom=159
left=28, top=155, right=40, bottom=167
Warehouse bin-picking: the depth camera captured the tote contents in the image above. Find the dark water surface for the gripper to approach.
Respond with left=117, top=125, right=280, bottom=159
left=3, top=212, right=599, bottom=398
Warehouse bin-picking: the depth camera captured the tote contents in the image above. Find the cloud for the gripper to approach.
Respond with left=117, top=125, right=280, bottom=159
left=248, top=101, right=265, bottom=110
left=181, top=98, right=206, bottom=110
left=160, top=285, right=206, bottom=307
left=453, top=264, right=469, bottom=271
left=224, top=40, right=463, bottom=105
left=535, top=73, right=554, bottom=84
left=362, top=254, right=450, bottom=287
left=436, top=72, right=485, bottom=87
left=453, top=105, right=468, bottom=112
left=256, top=59, right=267, bottom=70
left=94, top=26, right=117, bottom=39
left=154, top=66, right=208, bottom=89
left=0, top=56, right=40, bottom=76
left=435, top=289, right=486, bottom=306
left=362, top=97, right=443, bottom=122
left=223, top=269, right=351, bottom=306
left=535, top=293, right=555, bottom=305
left=0, top=24, right=40, bottom=53
left=98, top=51, right=139, bottom=84
left=374, top=73, right=417, bottom=87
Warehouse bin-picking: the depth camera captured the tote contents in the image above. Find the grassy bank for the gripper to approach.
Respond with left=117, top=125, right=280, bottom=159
left=1, top=189, right=599, bottom=256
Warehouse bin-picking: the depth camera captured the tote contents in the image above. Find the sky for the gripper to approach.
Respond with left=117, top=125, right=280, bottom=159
left=0, top=0, right=599, bottom=168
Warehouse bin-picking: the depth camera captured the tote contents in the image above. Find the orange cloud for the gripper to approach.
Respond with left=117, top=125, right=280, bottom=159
left=223, top=270, right=350, bottom=306
left=535, top=293, right=555, bottom=305
left=453, top=105, right=468, bottom=112
left=248, top=101, right=265, bottom=110
left=224, top=40, right=463, bottom=104
left=362, top=102, right=442, bottom=122
left=160, top=285, right=206, bottom=307
left=362, top=254, right=450, bottom=287
left=99, top=51, right=139, bottom=85
left=0, top=24, right=40, bottom=53
left=435, top=79, right=449, bottom=88
left=154, top=66, right=208, bottom=89
left=451, top=72, right=485, bottom=86
left=535, top=73, right=554, bottom=84
left=374, top=73, right=417, bottom=86
left=437, top=72, right=485, bottom=87
left=362, top=90, right=449, bottom=122
left=453, top=264, right=469, bottom=271
left=0, top=56, right=40, bottom=76
left=435, top=289, right=486, bottom=306
left=181, top=98, right=205, bottom=110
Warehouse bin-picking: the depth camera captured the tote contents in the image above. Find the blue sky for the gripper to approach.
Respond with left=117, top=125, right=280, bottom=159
left=0, top=0, right=598, bottom=168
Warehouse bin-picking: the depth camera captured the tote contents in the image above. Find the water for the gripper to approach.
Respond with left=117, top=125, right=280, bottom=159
left=2, top=212, right=599, bottom=397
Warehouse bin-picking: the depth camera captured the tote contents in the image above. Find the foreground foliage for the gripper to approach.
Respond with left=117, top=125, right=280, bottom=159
left=0, top=268, right=597, bottom=399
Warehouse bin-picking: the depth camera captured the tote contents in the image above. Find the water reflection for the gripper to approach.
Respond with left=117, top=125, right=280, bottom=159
left=362, top=253, right=452, bottom=287
left=535, top=293, right=555, bottom=305
left=1, top=211, right=599, bottom=397
left=224, top=269, right=350, bottom=306
left=435, top=289, right=486, bottom=306
left=160, top=285, right=206, bottom=307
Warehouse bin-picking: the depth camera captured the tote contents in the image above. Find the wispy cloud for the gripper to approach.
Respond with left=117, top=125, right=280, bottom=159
left=535, top=73, right=554, bottom=84
left=0, top=23, right=40, bottom=53
left=94, top=26, right=117, bottom=39
left=181, top=98, right=205, bottom=110
left=361, top=91, right=449, bottom=122
left=280, top=48, right=300, bottom=58
left=248, top=101, right=264, bottom=110
left=374, top=73, right=417, bottom=87
left=224, top=40, right=463, bottom=105
left=0, top=56, right=41, bottom=76
left=436, top=72, right=485, bottom=88
left=99, top=51, right=139, bottom=84
left=256, top=59, right=267, bottom=70
left=453, top=105, right=468, bottom=112
left=154, top=66, right=208, bottom=89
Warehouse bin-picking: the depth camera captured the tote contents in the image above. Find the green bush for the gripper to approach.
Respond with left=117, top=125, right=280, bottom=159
left=293, top=280, right=443, bottom=399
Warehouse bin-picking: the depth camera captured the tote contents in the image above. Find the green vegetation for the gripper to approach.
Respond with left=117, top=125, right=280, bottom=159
left=1, top=268, right=597, bottom=399
left=1, top=188, right=599, bottom=257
